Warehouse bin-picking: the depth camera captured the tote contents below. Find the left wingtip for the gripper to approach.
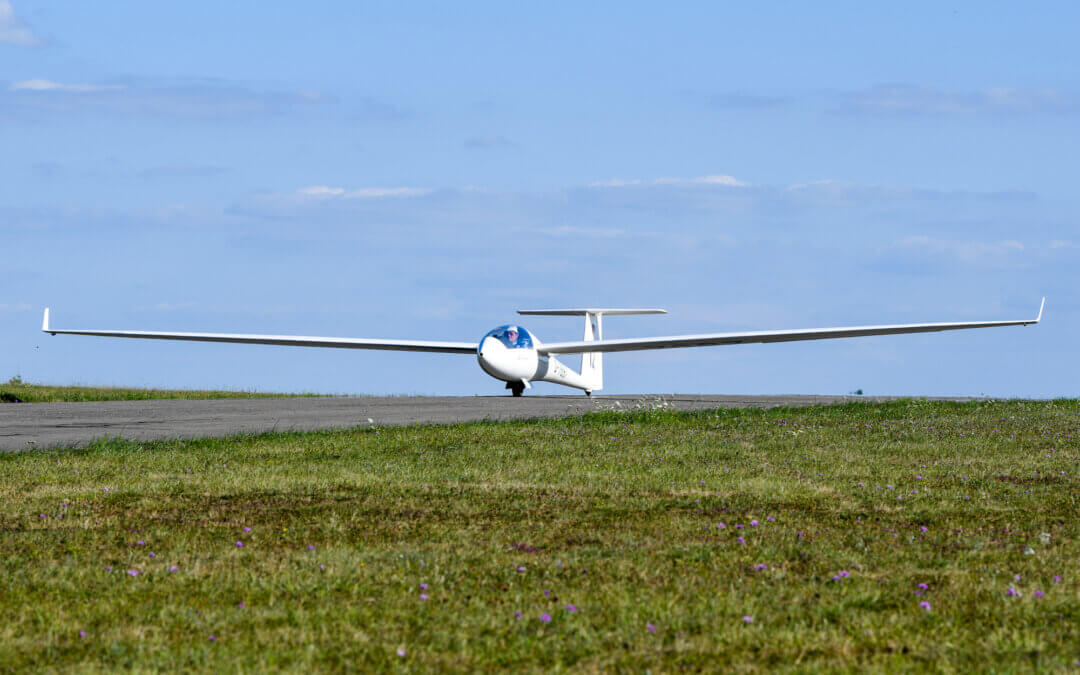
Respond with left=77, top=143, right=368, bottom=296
left=42, top=307, right=51, bottom=333
left=1036, top=297, right=1045, bottom=323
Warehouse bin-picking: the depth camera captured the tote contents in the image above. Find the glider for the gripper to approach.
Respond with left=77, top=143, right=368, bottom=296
left=42, top=299, right=1044, bottom=396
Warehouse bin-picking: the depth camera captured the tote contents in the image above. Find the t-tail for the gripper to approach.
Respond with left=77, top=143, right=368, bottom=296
left=517, top=308, right=666, bottom=394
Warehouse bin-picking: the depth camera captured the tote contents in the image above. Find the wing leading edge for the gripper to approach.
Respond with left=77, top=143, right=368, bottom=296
left=538, top=299, right=1045, bottom=356
left=41, top=309, right=477, bottom=354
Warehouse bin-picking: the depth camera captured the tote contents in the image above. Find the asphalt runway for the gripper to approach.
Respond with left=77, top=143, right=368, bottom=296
left=0, top=394, right=975, bottom=452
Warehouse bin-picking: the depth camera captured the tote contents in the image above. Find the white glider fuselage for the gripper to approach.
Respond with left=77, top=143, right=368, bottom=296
left=476, top=326, right=595, bottom=393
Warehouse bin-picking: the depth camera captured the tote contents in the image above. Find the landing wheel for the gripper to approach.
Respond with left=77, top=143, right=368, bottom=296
left=509, top=382, right=525, bottom=397
left=585, top=390, right=592, bottom=397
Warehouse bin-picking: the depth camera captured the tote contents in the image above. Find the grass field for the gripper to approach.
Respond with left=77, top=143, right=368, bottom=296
left=1, top=399, right=1077, bottom=671
left=0, top=379, right=314, bottom=403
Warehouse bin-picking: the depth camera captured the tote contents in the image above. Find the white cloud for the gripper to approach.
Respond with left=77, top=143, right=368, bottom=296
left=0, top=1, right=39, bottom=47
left=0, top=302, right=32, bottom=312
left=839, top=85, right=1080, bottom=116
left=783, top=179, right=1036, bottom=204
left=892, top=236, right=1028, bottom=264
left=589, top=174, right=748, bottom=188
left=296, top=185, right=430, bottom=199
left=785, top=179, right=839, bottom=191
left=297, top=186, right=346, bottom=197
left=657, top=174, right=748, bottom=187
left=10, top=79, right=126, bottom=93
left=2, top=77, right=340, bottom=120
left=346, top=187, right=430, bottom=198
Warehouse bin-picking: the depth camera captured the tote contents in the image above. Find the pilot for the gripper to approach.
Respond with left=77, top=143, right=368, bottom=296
left=506, top=327, right=519, bottom=346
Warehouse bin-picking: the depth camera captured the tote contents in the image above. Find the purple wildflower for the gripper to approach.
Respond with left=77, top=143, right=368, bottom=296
left=136, top=541, right=145, bottom=546
left=565, top=604, right=577, bottom=613
left=169, top=565, right=179, bottom=572
left=514, top=611, right=522, bottom=619
left=540, top=613, right=552, bottom=623
left=420, top=593, right=428, bottom=601
left=238, top=602, right=246, bottom=609
left=736, top=536, right=745, bottom=544
left=756, top=564, right=768, bottom=571
left=1007, top=587, right=1021, bottom=597
left=920, top=526, right=928, bottom=532
left=1053, top=575, right=1062, bottom=583
left=235, top=541, right=244, bottom=547
left=647, top=623, right=656, bottom=633
left=149, top=552, right=156, bottom=558
left=742, top=615, right=753, bottom=623
left=420, top=583, right=428, bottom=590
left=917, top=583, right=929, bottom=590
left=243, top=526, right=252, bottom=533
left=127, top=569, right=139, bottom=577
left=919, top=601, right=931, bottom=611
left=517, top=566, right=526, bottom=572
left=208, top=635, right=216, bottom=642
left=105, top=566, right=112, bottom=572
left=1034, top=589, right=1045, bottom=598
left=718, top=522, right=726, bottom=529
left=396, top=649, right=406, bottom=657
left=307, top=545, right=315, bottom=551
left=750, top=520, right=759, bottom=527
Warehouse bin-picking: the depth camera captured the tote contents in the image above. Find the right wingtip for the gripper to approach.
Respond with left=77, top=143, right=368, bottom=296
left=1036, top=297, right=1045, bottom=323
left=42, top=307, right=50, bottom=333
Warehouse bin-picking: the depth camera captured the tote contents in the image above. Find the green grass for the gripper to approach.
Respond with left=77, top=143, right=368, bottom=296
left=1, top=399, right=1078, bottom=671
left=0, top=379, right=317, bottom=403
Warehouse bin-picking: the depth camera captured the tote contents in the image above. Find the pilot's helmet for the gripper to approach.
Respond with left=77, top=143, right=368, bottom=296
left=506, top=327, right=519, bottom=343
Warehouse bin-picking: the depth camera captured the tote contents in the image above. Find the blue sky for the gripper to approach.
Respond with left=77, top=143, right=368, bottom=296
left=2, top=1, right=1076, bottom=396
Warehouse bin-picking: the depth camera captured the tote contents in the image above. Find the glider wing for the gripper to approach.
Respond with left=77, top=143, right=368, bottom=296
left=538, top=299, right=1045, bottom=356
left=41, top=309, right=477, bottom=354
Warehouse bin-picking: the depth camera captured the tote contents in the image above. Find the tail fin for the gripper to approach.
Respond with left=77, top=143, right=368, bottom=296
left=517, top=308, right=667, bottom=394
left=581, top=312, right=603, bottom=392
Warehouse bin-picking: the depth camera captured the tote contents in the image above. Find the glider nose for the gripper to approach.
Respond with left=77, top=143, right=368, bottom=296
left=476, top=336, right=501, bottom=378
left=477, top=335, right=538, bottom=383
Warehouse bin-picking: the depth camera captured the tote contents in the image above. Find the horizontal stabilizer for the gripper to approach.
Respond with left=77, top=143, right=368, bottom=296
left=518, top=308, right=666, bottom=316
